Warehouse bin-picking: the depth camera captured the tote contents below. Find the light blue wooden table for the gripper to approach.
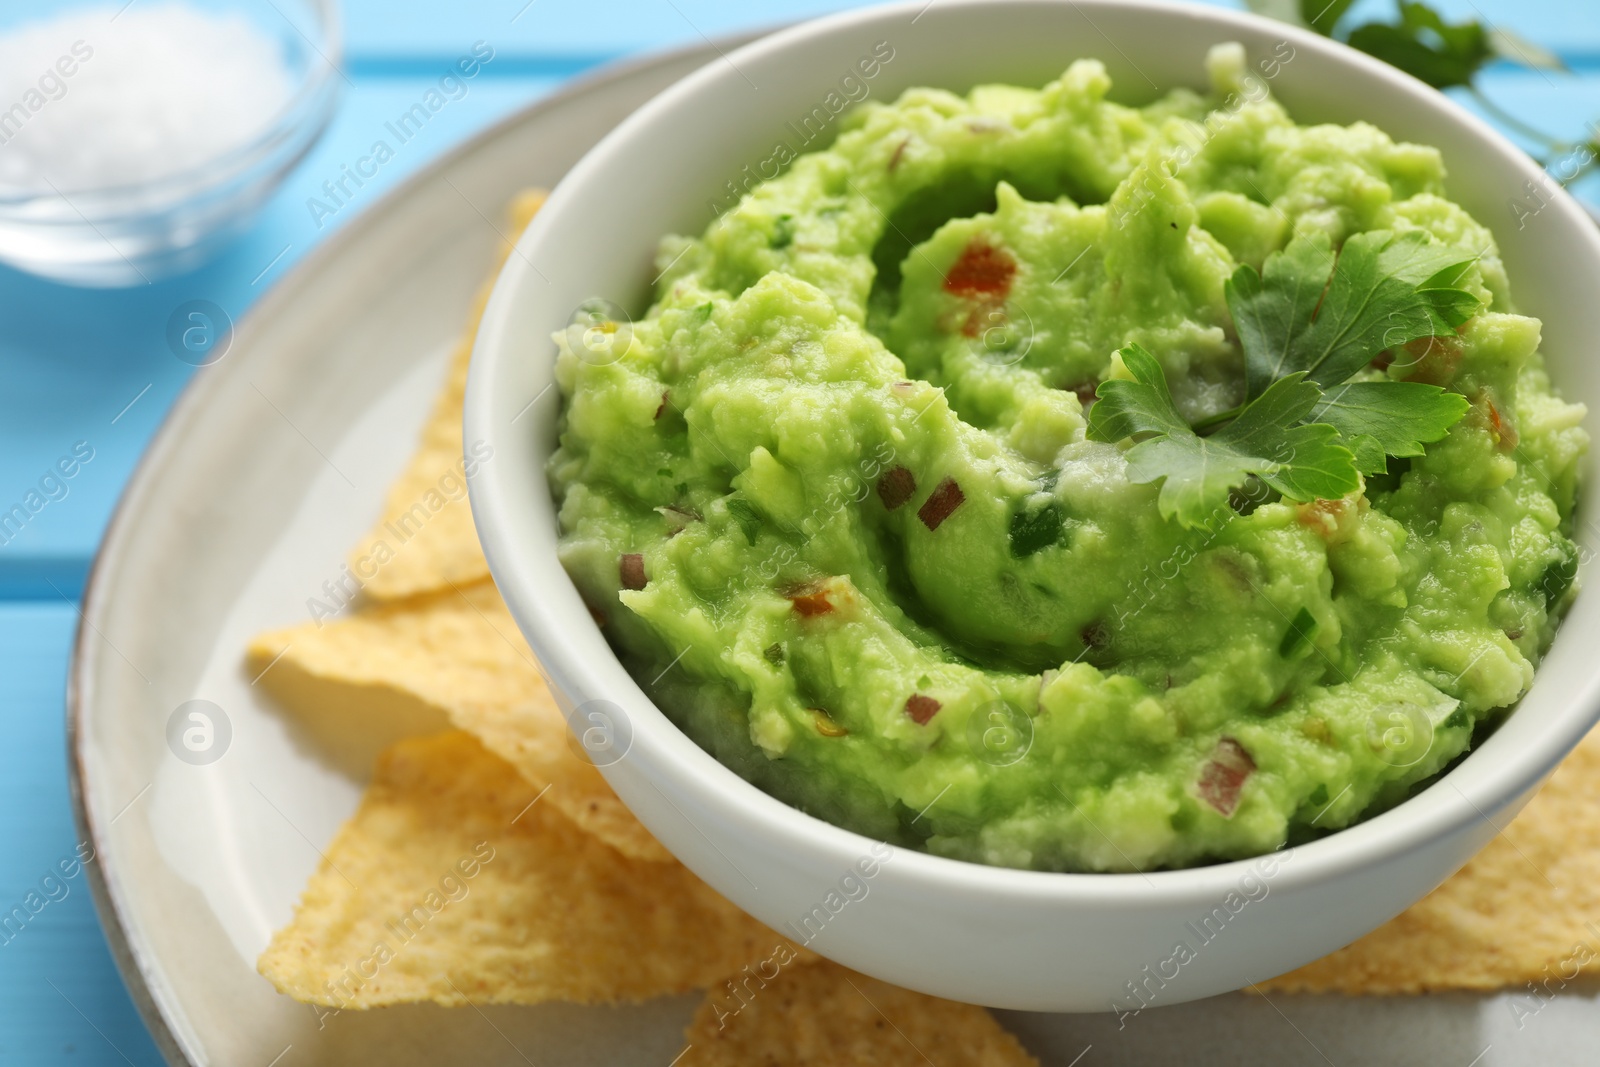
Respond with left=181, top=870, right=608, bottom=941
left=0, top=1, right=1593, bottom=1061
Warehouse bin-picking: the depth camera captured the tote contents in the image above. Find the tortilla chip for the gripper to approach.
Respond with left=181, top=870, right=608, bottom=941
left=248, top=579, right=672, bottom=863
left=681, top=958, right=1039, bottom=1066
left=348, top=189, right=546, bottom=602
left=1255, top=725, right=1600, bottom=994
left=259, top=731, right=799, bottom=1007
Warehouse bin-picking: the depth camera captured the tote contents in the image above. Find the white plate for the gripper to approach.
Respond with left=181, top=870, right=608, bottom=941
left=70, top=33, right=1600, bottom=1067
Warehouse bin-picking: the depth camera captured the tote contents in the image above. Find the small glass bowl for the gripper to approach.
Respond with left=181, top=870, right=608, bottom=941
left=0, top=0, right=341, bottom=286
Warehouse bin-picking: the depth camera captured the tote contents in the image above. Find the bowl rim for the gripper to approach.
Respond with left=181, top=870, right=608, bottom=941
left=0, top=0, right=343, bottom=209
left=467, top=0, right=1600, bottom=902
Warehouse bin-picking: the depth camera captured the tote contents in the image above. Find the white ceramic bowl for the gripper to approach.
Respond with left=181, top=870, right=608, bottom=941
left=466, top=0, right=1600, bottom=1012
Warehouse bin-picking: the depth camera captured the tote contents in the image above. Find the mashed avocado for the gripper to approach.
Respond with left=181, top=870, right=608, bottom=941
left=549, top=45, right=1587, bottom=872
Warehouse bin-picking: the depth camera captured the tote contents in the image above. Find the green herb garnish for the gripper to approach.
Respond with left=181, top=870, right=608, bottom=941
left=1229, top=231, right=1477, bottom=397
left=726, top=498, right=762, bottom=545
left=1247, top=1, right=1590, bottom=187
left=1089, top=347, right=1357, bottom=526
left=1251, top=0, right=1561, bottom=91
left=1278, top=607, right=1318, bottom=658
left=1308, top=380, right=1470, bottom=476
left=771, top=213, right=795, bottom=249
left=1086, top=230, right=1477, bottom=527
left=1008, top=502, right=1065, bottom=558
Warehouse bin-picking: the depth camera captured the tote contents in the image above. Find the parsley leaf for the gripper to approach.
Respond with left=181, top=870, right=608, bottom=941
left=1253, top=0, right=1582, bottom=188
left=1243, top=0, right=1354, bottom=35
left=771, top=213, right=796, bottom=249
left=1309, top=381, right=1470, bottom=475
left=1279, top=607, right=1318, bottom=657
left=1216, top=373, right=1362, bottom=503
left=726, top=498, right=762, bottom=545
left=1090, top=227, right=1479, bottom=527
left=1239, top=0, right=1308, bottom=28
left=1345, top=2, right=1493, bottom=90
left=1300, top=0, right=1356, bottom=36
left=1009, top=502, right=1066, bottom=557
left=1225, top=230, right=1480, bottom=399
left=1089, top=345, right=1358, bottom=526
left=1227, top=232, right=1332, bottom=399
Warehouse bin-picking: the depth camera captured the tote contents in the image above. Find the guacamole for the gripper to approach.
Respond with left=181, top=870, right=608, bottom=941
left=549, top=45, right=1587, bottom=872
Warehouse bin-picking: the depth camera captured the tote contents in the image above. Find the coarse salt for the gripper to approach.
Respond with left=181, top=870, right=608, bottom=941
left=0, top=3, right=296, bottom=194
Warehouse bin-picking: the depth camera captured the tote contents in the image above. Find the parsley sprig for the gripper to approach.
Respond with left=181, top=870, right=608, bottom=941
left=1086, top=230, right=1477, bottom=527
left=1250, top=0, right=1594, bottom=187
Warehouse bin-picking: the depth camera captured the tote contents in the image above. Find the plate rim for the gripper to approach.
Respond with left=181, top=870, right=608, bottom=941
left=63, top=32, right=751, bottom=1066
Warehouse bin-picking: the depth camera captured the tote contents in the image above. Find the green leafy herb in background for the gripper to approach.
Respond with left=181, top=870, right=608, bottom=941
left=1248, top=0, right=1595, bottom=187
left=1086, top=230, right=1475, bottom=526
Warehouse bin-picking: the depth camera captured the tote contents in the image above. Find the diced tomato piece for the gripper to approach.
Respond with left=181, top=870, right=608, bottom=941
left=1296, top=498, right=1354, bottom=542
left=789, top=588, right=833, bottom=617
left=1196, top=738, right=1256, bottom=817
left=904, top=694, right=942, bottom=725
left=619, top=553, right=647, bottom=591
left=1304, top=498, right=1345, bottom=519
left=1482, top=394, right=1519, bottom=451
left=944, top=240, right=1016, bottom=300
left=877, top=466, right=917, bottom=510
left=917, top=477, right=965, bottom=531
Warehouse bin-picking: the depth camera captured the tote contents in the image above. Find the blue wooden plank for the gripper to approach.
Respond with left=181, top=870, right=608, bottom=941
left=1390, top=0, right=1600, bottom=57
left=1453, top=68, right=1600, bottom=202
left=339, top=0, right=860, bottom=60
left=347, top=51, right=612, bottom=78
left=336, top=0, right=1600, bottom=60
left=0, top=603, right=163, bottom=1066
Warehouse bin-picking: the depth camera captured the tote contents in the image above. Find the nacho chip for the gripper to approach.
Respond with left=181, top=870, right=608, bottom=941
left=681, top=958, right=1039, bottom=1066
left=260, top=730, right=798, bottom=1007
left=1255, top=725, right=1600, bottom=994
left=348, top=189, right=546, bottom=602
left=248, top=579, right=672, bottom=863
